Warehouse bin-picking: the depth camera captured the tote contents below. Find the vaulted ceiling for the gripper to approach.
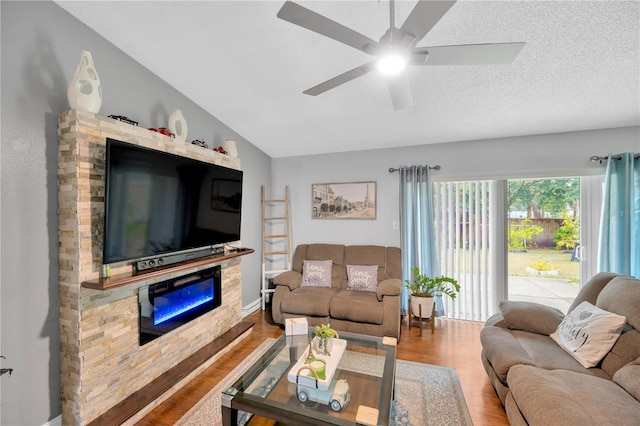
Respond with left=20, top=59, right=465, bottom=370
left=55, top=1, right=640, bottom=158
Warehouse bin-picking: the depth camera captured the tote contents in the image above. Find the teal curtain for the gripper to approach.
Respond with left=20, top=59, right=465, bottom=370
left=398, top=166, right=443, bottom=315
left=598, top=152, right=640, bottom=278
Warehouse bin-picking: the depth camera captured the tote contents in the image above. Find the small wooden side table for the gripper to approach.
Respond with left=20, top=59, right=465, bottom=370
left=408, top=302, right=436, bottom=335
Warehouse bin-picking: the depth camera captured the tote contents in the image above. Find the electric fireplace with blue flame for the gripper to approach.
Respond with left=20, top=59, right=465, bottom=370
left=138, top=265, right=222, bottom=345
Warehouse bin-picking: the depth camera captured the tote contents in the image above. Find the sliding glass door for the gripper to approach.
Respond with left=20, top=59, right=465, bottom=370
left=506, top=178, right=581, bottom=314
left=433, top=176, right=600, bottom=321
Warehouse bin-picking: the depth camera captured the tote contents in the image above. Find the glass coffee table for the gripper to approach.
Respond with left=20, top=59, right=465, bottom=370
left=221, top=329, right=397, bottom=425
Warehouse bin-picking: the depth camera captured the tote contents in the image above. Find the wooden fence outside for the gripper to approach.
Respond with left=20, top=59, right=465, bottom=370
left=509, top=218, right=564, bottom=248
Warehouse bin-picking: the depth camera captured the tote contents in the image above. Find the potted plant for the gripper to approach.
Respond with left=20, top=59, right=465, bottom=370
left=313, top=323, right=339, bottom=356
left=405, top=267, right=460, bottom=319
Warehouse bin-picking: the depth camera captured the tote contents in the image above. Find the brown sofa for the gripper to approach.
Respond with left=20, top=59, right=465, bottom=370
left=271, top=244, right=402, bottom=339
left=480, top=272, right=640, bottom=425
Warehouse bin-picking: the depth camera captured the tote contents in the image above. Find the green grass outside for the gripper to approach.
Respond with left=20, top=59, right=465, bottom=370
left=508, top=248, right=579, bottom=281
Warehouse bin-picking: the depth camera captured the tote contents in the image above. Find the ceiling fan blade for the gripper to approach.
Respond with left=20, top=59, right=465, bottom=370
left=278, top=1, right=379, bottom=55
left=400, top=0, right=457, bottom=46
left=414, top=42, right=526, bottom=65
left=387, top=74, right=414, bottom=110
left=303, top=62, right=377, bottom=96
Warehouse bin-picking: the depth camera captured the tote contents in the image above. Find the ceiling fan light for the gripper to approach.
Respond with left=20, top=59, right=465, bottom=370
left=377, top=53, right=407, bottom=75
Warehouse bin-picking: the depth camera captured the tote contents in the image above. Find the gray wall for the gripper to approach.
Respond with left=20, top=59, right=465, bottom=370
left=272, top=126, right=640, bottom=250
left=0, top=1, right=270, bottom=424
left=1, top=1, right=638, bottom=425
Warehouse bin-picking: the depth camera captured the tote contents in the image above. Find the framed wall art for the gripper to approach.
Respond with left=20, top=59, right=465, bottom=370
left=311, top=181, right=376, bottom=220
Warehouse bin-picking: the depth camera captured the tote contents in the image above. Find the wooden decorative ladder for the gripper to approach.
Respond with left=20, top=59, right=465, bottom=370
left=261, top=185, right=292, bottom=310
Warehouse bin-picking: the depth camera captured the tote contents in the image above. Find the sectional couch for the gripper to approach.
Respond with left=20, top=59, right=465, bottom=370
left=480, top=272, right=640, bottom=424
left=270, top=244, right=402, bottom=339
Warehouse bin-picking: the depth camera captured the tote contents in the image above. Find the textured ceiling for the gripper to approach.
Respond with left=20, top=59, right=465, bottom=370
left=55, top=0, right=640, bottom=158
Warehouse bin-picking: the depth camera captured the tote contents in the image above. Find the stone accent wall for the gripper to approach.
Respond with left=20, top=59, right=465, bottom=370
left=58, top=109, right=243, bottom=425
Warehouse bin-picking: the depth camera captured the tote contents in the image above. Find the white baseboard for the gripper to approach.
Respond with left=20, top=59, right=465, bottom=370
left=242, top=298, right=261, bottom=317
left=43, top=415, right=61, bottom=426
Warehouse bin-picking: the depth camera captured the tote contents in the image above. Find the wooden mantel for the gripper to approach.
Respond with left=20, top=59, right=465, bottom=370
left=82, top=249, right=254, bottom=290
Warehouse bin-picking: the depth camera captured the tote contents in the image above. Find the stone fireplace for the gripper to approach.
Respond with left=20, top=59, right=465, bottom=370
left=58, top=109, right=245, bottom=425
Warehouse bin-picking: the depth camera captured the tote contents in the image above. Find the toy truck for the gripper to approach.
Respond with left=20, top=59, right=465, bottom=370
left=296, top=378, right=350, bottom=411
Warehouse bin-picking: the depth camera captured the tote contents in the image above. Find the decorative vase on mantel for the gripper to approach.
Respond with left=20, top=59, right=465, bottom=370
left=168, top=109, right=188, bottom=142
left=67, top=50, right=102, bottom=114
left=224, top=139, right=238, bottom=157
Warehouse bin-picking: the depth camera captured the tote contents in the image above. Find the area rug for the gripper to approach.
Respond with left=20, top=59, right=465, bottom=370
left=338, top=351, right=474, bottom=426
left=390, top=360, right=473, bottom=426
left=177, top=339, right=473, bottom=426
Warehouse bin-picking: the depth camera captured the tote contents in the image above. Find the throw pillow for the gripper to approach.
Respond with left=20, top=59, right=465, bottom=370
left=346, top=265, right=378, bottom=292
left=550, top=301, right=627, bottom=368
left=499, top=301, right=565, bottom=335
left=301, top=260, right=332, bottom=287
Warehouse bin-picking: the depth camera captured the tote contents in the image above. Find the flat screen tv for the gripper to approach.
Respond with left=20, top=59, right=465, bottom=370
left=103, top=138, right=243, bottom=265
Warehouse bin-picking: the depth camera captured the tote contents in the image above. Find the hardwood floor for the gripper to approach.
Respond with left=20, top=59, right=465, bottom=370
left=399, top=317, right=509, bottom=426
left=138, top=310, right=508, bottom=426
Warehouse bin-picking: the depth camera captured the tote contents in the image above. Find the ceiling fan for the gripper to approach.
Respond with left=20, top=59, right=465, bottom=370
left=277, top=0, right=525, bottom=110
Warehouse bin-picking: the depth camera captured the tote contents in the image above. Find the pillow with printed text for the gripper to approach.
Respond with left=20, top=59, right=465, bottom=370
left=550, top=301, right=626, bottom=368
left=301, top=260, right=332, bottom=287
left=346, top=265, right=378, bottom=292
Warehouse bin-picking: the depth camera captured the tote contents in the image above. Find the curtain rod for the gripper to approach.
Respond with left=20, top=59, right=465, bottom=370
left=590, top=154, right=640, bottom=164
left=389, top=165, right=441, bottom=173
